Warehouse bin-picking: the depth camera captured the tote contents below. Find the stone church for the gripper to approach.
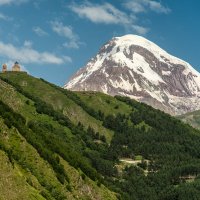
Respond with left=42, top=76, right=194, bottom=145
left=2, top=62, right=21, bottom=72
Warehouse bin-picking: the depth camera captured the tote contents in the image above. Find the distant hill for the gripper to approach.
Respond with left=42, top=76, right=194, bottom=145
left=65, top=34, right=200, bottom=116
left=178, top=109, right=200, bottom=130
left=1, top=72, right=200, bottom=199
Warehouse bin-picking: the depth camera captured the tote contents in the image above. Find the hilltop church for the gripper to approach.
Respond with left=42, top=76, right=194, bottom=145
left=2, top=62, right=21, bottom=72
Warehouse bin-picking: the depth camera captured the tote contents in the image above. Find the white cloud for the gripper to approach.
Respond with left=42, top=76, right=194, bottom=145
left=132, top=25, right=149, bottom=35
left=63, top=41, right=79, bottom=49
left=51, top=21, right=80, bottom=49
left=62, top=56, right=72, bottom=63
left=70, top=2, right=131, bottom=25
left=124, top=0, right=171, bottom=14
left=51, top=21, right=74, bottom=39
left=23, top=40, right=33, bottom=48
left=70, top=1, right=171, bottom=35
left=0, top=0, right=28, bottom=6
left=69, top=2, right=148, bottom=35
left=33, top=27, right=48, bottom=37
left=0, top=41, right=71, bottom=65
left=0, top=13, right=11, bottom=20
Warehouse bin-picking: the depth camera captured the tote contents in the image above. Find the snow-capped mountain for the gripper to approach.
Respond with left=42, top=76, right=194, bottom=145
left=64, top=34, right=200, bottom=115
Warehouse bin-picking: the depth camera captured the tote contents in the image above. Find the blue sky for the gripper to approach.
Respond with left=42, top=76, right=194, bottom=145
left=0, top=0, right=199, bottom=86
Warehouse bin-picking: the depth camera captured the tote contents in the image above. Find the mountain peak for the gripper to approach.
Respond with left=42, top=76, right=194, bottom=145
left=114, top=34, right=167, bottom=55
left=114, top=34, right=193, bottom=68
left=115, top=34, right=147, bottom=41
left=65, top=35, right=200, bottom=115
left=115, top=34, right=154, bottom=44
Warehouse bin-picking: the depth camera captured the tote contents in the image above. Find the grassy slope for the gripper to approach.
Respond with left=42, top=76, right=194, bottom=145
left=76, top=91, right=151, bottom=131
left=0, top=78, right=73, bottom=138
left=76, top=87, right=200, bottom=133
left=0, top=117, right=64, bottom=200
left=76, top=91, right=132, bottom=117
left=60, top=157, right=117, bottom=200
left=0, top=73, right=117, bottom=200
left=0, top=149, right=45, bottom=200
left=0, top=72, right=114, bottom=142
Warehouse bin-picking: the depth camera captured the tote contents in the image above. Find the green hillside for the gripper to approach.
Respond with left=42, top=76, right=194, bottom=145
left=1, top=72, right=200, bottom=199
left=0, top=72, right=117, bottom=200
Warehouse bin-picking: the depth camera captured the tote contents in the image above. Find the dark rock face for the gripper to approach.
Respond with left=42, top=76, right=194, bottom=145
left=65, top=35, right=200, bottom=115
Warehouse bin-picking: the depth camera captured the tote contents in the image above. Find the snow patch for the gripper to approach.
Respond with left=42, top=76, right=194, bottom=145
left=109, top=78, right=133, bottom=92
left=131, top=53, right=165, bottom=84
left=101, top=84, right=108, bottom=94
left=162, top=71, right=171, bottom=76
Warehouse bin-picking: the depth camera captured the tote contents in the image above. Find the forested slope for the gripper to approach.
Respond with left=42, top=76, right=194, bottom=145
left=0, top=72, right=200, bottom=199
left=0, top=72, right=117, bottom=200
